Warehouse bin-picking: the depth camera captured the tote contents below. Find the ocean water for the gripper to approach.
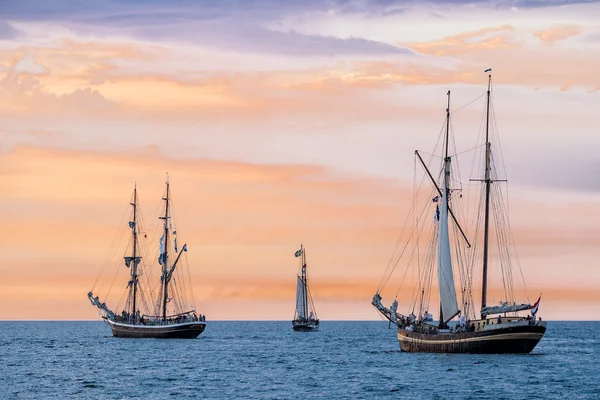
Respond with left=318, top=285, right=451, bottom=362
left=1, top=321, right=598, bottom=399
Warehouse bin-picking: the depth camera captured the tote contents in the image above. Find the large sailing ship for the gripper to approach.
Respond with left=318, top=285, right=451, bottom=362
left=372, top=71, right=546, bottom=353
left=88, top=178, right=206, bottom=338
left=292, top=245, right=319, bottom=331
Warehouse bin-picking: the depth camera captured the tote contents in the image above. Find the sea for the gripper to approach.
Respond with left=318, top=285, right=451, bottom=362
left=1, top=321, right=598, bottom=399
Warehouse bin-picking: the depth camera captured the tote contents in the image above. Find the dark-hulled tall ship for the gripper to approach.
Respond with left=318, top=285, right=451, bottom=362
left=372, top=71, right=546, bottom=353
left=292, top=245, right=319, bottom=331
left=88, top=177, right=206, bottom=338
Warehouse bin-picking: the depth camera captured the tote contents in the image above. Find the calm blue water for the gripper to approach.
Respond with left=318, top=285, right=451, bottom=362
left=1, top=321, right=598, bottom=399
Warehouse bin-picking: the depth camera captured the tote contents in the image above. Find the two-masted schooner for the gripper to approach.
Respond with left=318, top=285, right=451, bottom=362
left=372, top=71, right=547, bottom=353
left=292, top=245, right=319, bottom=331
left=88, top=178, right=206, bottom=338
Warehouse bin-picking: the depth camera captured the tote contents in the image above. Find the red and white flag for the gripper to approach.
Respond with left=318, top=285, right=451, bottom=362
left=531, top=295, right=541, bottom=315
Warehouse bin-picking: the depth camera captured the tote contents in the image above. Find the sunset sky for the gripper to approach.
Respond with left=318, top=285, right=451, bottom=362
left=1, top=0, right=598, bottom=321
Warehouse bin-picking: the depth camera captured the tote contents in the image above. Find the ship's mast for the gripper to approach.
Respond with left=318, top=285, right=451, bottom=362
left=481, top=72, right=493, bottom=312
left=161, top=178, right=170, bottom=321
left=302, top=244, right=308, bottom=319
left=439, top=90, right=451, bottom=328
left=130, top=184, right=139, bottom=322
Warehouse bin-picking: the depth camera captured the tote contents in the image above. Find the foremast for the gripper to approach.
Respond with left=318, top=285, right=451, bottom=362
left=437, top=90, right=460, bottom=327
left=126, top=184, right=142, bottom=323
left=88, top=184, right=141, bottom=321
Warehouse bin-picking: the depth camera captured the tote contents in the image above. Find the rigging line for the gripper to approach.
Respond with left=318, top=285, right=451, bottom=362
left=451, top=92, right=487, bottom=114
left=184, top=252, right=197, bottom=311
left=92, top=200, right=130, bottom=291
left=415, top=151, right=442, bottom=160
left=490, top=152, right=517, bottom=303
left=412, top=190, right=437, bottom=313
left=100, top=230, right=130, bottom=301
left=490, top=83, right=509, bottom=181
left=412, top=153, right=422, bottom=302
left=378, top=161, right=430, bottom=292
left=491, top=185, right=509, bottom=303
left=97, top=223, right=128, bottom=293
left=422, top=229, right=437, bottom=316
left=415, top=225, right=436, bottom=316
left=380, top=173, right=422, bottom=291
left=449, top=118, right=461, bottom=186
left=380, top=115, right=446, bottom=294
left=453, top=143, right=486, bottom=158
left=404, top=190, right=435, bottom=303
left=493, top=170, right=528, bottom=299
left=390, top=185, right=436, bottom=299
left=380, top=194, right=428, bottom=293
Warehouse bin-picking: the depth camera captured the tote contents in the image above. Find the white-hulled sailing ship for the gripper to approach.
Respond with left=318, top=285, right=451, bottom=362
left=372, top=71, right=546, bottom=353
left=88, top=178, right=206, bottom=338
left=292, top=245, right=319, bottom=331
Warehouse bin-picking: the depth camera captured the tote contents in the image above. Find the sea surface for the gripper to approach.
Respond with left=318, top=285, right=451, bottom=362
left=1, top=321, right=598, bottom=399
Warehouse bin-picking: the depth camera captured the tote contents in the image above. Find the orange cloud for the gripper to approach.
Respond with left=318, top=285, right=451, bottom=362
left=534, top=25, right=583, bottom=43
left=408, top=25, right=517, bottom=57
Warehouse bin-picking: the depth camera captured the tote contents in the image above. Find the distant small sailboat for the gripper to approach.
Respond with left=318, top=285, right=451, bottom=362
left=292, top=245, right=319, bottom=331
left=88, top=177, right=206, bottom=338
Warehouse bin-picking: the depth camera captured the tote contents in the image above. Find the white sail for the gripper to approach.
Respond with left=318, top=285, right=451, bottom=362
left=296, top=276, right=307, bottom=319
left=437, top=159, right=459, bottom=323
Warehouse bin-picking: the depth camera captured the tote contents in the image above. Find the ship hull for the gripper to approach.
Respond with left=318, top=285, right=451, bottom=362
left=107, top=319, right=206, bottom=339
left=397, top=324, right=546, bottom=354
left=292, top=321, right=319, bottom=331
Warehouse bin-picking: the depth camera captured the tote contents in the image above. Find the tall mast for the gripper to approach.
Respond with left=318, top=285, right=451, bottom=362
left=161, top=177, right=170, bottom=321
left=131, top=184, right=139, bottom=322
left=302, top=244, right=307, bottom=319
left=445, top=90, right=451, bottom=160
left=481, top=72, right=493, bottom=312
left=439, top=90, right=451, bottom=327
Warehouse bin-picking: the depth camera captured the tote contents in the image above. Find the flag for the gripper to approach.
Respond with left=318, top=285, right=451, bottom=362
left=182, top=244, right=188, bottom=252
left=158, top=234, right=166, bottom=265
left=531, top=295, right=541, bottom=315
left=485, top=68, right=492, bottom=72
left=294, top=249, right=303, bottom=257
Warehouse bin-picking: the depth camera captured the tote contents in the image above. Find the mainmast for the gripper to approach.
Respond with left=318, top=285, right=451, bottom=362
left=481, top=71, right=493, bottom=313
left=131, top=185, right=139, bottom=322
left=301, top=245, right=308, bottom=319
left=160, top=177, right=170, bottom=321
left=439, top=90, right=451, bottom=327
left=124, top=184, right=142, bottom=323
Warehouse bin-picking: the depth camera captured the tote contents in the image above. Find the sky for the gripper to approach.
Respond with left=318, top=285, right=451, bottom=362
left=0, top=0, right=599, bottom=321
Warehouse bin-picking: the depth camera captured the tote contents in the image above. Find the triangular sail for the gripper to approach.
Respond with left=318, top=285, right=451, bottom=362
left=296, top=275, right=307, bottom=320
left=437, top=158, right=459, bottom=323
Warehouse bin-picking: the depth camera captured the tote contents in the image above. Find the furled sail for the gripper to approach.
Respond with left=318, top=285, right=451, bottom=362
left=481, top=303, right=532, bottom=317
left=296, top=276, right=307, bottom=320
left=437, top=159, right=459, bottom=323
